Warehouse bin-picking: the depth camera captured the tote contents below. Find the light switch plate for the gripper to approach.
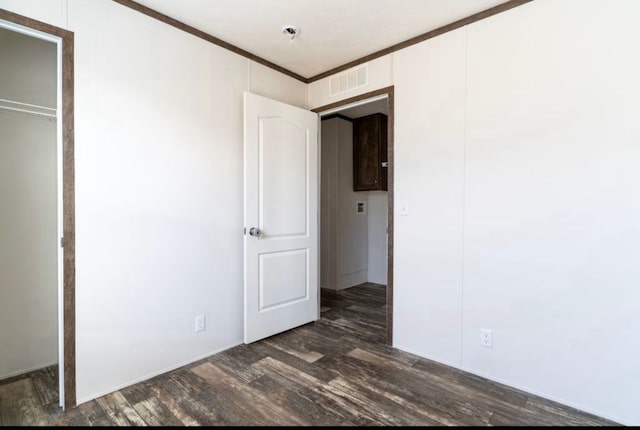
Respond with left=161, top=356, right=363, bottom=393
left=398, top=200, right=409, bottom=216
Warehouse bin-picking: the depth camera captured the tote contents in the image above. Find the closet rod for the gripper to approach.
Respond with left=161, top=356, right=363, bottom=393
left=0, top=98, right=56, bottom=119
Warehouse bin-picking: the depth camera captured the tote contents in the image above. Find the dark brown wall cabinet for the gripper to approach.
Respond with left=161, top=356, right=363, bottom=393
left=352, top=112, right=388, bottom=191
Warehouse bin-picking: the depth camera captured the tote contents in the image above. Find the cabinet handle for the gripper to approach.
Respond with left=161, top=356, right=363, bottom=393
left=381, top=162, right=388, bottom=168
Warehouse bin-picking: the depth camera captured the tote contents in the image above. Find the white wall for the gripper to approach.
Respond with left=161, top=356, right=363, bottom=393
left=320, top=117, right=368, bottom=290
left=367, top=191, right=387, bottom=284
left=310, top=0, right=640, bottom=425
left=0, top=0, right=306, bottom=403
left=320, top=119, right=337, bottom=290
left=0, top=112, right=58, bottom=379
left=336, top=118, right=369, bottom=289
left=0, top=0, right=67, bottom=28
left=461, top=0, right=640, bottom=424
left=248, top=61, right=307, bottom=109
left=0, top=28, right=58, bottom=379
left=393, top=28, right=467, bottom=368
left=321, top=117, right=388, bottom=289
left=70, top=0, right=246, bottom=402
left=0, top=28, right=56, bottom=107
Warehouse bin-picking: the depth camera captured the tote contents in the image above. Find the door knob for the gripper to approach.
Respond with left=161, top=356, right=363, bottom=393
left=249, top=227, right=262, bottom=237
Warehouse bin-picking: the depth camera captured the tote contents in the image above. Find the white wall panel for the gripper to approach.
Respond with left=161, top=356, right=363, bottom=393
left=367, top=191, right=387, bottom=284
left=0, top=0, right=66, bottom=29
left=462, top=0, right=640, bottom=424
left=320, top=117, right=368, bottom=290
left=393, top=28, right=467, bottom=367
left=249, top=61, right=307, bottom=109
left=68, top=0, right=249, bottom=402
left=0, top=111, right=57, bottom=379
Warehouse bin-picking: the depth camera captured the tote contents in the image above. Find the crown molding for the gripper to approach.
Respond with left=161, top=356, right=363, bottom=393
left=307, top=0, right=534, bottom=82
left=112, top=0, right=308, bottom=82
left=113, top=0, right=534, bottom=84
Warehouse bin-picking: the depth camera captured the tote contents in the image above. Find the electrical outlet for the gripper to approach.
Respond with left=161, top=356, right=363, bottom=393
left=480, top=329, right=492, bottom=348
left=195, top=314, right=205, bottom=333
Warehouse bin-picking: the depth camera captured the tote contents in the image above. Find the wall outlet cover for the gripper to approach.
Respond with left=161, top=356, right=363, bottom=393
left=195, top=314, right=206, bottom=333
left=481, top=329, right=492, bottom=347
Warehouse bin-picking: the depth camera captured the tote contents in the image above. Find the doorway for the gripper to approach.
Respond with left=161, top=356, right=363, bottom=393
left=0, top=9, right=75, bottom=410
left=313, top=87, right=394, bottom=345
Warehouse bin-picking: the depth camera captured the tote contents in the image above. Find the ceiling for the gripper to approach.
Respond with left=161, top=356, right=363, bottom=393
left=133, top=0, right=508, bottom=79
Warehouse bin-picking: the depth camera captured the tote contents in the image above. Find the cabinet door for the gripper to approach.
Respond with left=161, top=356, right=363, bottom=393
left=353, top=114, right=381, bottom=191
left=379, top=114, right=388, bottom=191
left=353, top=113, right=387, bottom=191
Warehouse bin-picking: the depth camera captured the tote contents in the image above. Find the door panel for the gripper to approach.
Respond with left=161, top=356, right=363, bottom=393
left=259, top=249, right=308, bottom=310
left=244, top=92, right=319, bottom=344
left=259, top=117, right=308, bottom=237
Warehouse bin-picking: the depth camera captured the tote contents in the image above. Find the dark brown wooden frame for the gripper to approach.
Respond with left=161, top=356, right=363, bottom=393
left=0, top=9, right=76, bottom=409
left=313, top=86, right=395, bottom=345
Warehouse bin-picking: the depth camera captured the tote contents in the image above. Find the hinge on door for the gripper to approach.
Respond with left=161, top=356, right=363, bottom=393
left=60, top=237, right=64, bottom=248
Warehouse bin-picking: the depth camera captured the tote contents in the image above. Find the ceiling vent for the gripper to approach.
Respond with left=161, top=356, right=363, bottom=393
left=329, top=64, right=368, bottom=98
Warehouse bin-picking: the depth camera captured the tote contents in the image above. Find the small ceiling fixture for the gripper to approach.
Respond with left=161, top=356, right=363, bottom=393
left=281, top=25, right=300, bottom=41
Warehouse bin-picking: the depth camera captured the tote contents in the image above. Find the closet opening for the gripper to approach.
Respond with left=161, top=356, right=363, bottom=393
left=0, top=9, right=75, bottom=411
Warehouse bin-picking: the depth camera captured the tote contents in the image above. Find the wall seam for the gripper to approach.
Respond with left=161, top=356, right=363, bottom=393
left=305, top=74, right=310, bottom=109
left=247, top=59, right=252, bottom=93
left=460, top=25, right=469, bottom=368
left=64, top=0, right=69, bottom=28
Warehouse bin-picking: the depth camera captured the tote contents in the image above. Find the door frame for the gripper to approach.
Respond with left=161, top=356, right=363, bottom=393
left=0, top=9, right=76, bottom=409
left=312, top=86, right=395, bottom=345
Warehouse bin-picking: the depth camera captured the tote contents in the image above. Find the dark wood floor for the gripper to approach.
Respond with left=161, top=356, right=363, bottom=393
left=0, top=282, right=618, bottom=426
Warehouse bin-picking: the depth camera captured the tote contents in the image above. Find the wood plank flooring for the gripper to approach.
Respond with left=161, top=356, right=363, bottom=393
left=0, top=282, right=618, bottom=426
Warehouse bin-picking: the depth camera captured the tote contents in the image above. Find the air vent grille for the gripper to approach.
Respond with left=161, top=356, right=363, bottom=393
left=329, top=64, right=368, bottom=97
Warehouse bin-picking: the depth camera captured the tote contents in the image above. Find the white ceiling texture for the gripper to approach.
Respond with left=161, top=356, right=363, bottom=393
left=133, top=0, right=508, bottom=79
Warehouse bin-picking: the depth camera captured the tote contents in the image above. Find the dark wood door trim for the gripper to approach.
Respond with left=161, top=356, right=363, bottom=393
left=0, top=8, right=76, bottom=409
left=313, top=86, right=395, bottom=345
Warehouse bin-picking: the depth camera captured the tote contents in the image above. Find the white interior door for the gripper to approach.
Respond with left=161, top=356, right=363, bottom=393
left=243, top=92, right=319, bottom=344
